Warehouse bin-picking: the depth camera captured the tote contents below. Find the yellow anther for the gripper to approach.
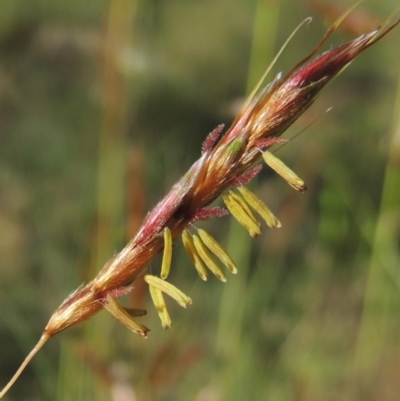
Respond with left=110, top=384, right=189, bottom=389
left=223, top=193, right=261, bottom=237
left=182, top=229, right=208, bottom=280
left=262, top=151, right=306, bottom=192
left=103, top=295, right=149, bottom=338
left=144, top=275, right=192, bottom=308
left=238, top=186, right=281, bottom=228
left=228, top=190, right=259, bottom=224
left=197, top=229, right=237, bottom=274
left=192, top=235, right=227, bottom=282
left=149, top=285, right=172, bottom=329
left=160, top=227, right=173, bottom=279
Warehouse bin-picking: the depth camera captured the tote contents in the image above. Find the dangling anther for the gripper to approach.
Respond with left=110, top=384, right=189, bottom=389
left=238, top=186, right=281, bottom=228
left=148, top=285, right=172, bottom=329
left=103, top=295, right=149, bottom=338
left=192, top=234, right=227, bottom=282
left=197, top=229, right=237, bottom=274
left=262, top=151, right=307, bottom=192
left=223, top=192, right=261, bottom=237
left=144, top=275, right=192, bottom=308
left=182, top=229, right=208, bottom=281
left=160, top=227, right=173, bottom=279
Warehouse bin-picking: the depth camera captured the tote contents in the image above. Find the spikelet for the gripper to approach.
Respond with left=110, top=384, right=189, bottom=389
left=182, top=229, right=208, bottom=280
left=192, top=234, right=227, bottom=282
left=238, top=186, right=281, bottom=228
left=262, top=151, right=307, bottom=192
left=197, top=229, right=237, bottom=274
left=160, top=227, right=173, bottom=279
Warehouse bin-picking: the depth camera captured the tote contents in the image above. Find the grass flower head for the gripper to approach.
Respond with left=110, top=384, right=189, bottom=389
left=0, top=11, right=398, bottom=398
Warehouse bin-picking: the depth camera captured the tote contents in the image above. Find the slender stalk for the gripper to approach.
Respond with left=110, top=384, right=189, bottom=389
left=0, top=334, right=49, bottom=399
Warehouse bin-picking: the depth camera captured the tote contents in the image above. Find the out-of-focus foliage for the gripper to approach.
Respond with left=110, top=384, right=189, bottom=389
left=1, top=0, right=399, bottom=400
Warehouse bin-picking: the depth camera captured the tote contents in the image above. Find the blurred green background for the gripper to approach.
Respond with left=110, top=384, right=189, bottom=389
left=1, top=0, right=400, bottom=400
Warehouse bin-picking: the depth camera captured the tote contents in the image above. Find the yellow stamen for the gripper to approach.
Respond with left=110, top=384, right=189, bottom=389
left=228, top=190, right=259, bottom=224
left=103, top=295, right=149, bottom=338
left=197, top=229, right=237, bottom=274
left=262, top=151, right=306, bottom=192
left=160, top=227, right=172, bottom=279
left=144, top=275, right=192, bottom=308
left=223, top=193, right=261, bottom=237
left=192, top=235, right=227, bottom=282
left=182, top=229, right=208, bottom=280
left=148, top=285, right=172, bottom=329
left=238, top=186, right=281, bottom=228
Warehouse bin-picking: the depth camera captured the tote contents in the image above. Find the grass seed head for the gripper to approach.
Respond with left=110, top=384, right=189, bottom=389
left=1, top=13, right=398, bottom=398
